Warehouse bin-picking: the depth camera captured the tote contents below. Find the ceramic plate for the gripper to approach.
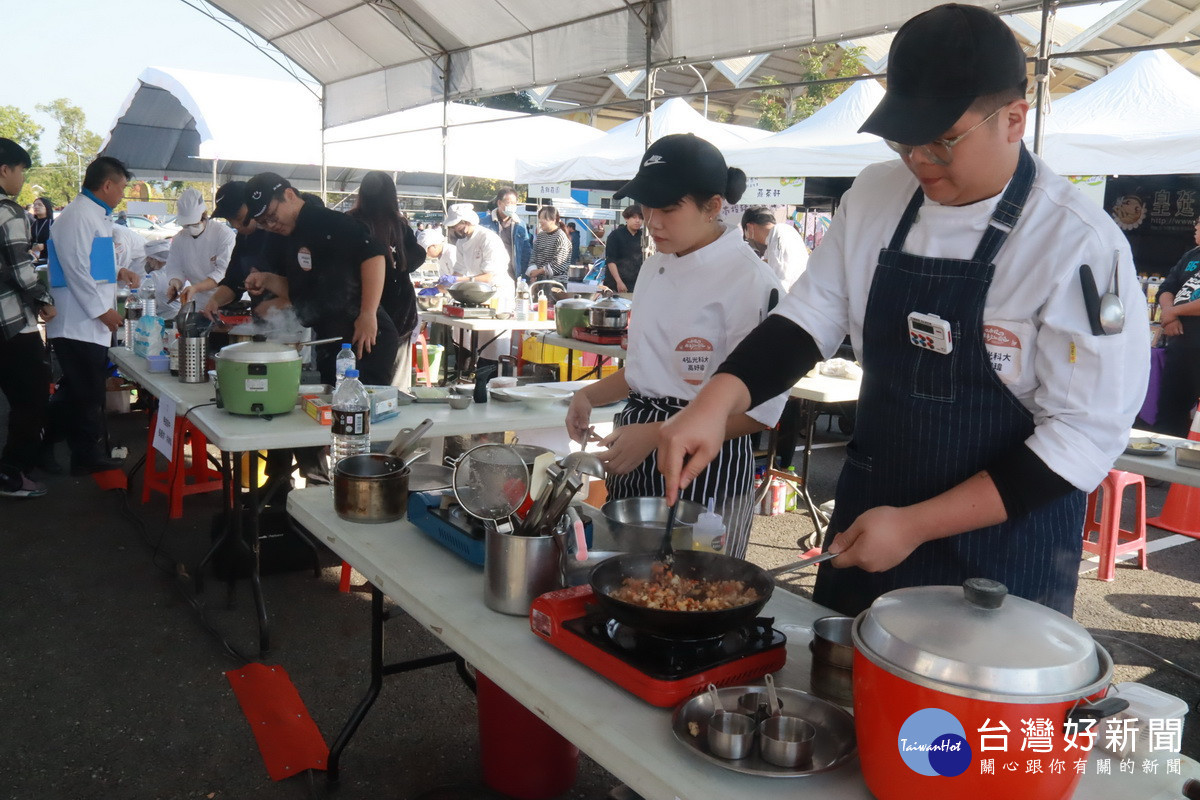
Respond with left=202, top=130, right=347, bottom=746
left=671, top=685, right=857, bottom=778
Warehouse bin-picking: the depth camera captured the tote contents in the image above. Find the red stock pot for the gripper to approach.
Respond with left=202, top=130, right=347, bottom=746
left=850, top=579, right=1127, bottom=800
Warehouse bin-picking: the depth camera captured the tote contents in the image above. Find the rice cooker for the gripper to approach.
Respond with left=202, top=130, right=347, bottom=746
left=215, top=340, right=302, bottom=416
left=554, top=297, right=594, bottom=337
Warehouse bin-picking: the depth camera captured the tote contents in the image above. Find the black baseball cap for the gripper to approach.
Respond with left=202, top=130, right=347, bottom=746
left=859, top=4, right=1028, bottom=146
left=613, top=133, right=727, bottom=208
left=244, top=172, right=291, bottom=219
left=213, top=181, right=247, bottom=220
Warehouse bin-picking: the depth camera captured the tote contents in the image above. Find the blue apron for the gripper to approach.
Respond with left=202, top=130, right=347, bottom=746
left=812, top=146, right=1085, bottom=617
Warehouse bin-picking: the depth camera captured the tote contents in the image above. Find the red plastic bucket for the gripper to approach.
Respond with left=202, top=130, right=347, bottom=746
left=476, top=671, right=579, bottom=799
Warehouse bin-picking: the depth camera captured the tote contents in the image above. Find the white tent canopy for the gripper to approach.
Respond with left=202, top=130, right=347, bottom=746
left=211, top=0, right=1029, bottom=128
left=514, top=97, right=769, bottom=183
left=725, top=79, right=893, bottom=177
left=100, top=67, right=606, bottom=186
left=1033, top=49, right=1200, bottom=175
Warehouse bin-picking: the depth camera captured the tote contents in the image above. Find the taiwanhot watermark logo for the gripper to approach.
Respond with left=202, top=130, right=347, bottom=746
left=897, top=708, right=973, bottom=777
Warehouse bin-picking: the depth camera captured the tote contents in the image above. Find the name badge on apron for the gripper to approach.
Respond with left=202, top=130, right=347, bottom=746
left=983, top=322, right=1026, bottom=384
left=675, top=336, right=713, bottom=385
left=297, top=247, right=313, bottom=271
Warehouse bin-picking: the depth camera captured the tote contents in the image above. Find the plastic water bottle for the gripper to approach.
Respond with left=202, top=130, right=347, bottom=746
left=334, top=343, right=356, bottom=389
left=515, top=278, right=530, bottom=321
left=140, top=271, right=157, bottom=318
left=331, top=368, right=370, bottom=466
left=123, top=289, right=142, bottom=349
left=692, top=497, right=727, bottom=553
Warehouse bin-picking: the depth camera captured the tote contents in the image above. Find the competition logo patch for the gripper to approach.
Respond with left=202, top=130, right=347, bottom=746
left=297, top=246, right=313, bottom=271
left=897, top=708, right=973, bottom=777
left=674, top=337, right=713, bottom=386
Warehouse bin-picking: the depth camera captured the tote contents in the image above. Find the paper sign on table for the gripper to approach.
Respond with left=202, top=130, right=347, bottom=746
left=153, top=396, right=176, bottom=460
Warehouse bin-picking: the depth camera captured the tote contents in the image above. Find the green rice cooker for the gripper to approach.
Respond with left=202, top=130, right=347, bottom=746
left=215, top=340, right=302, bottom=416
left=555, top=297, right=594, bottom=337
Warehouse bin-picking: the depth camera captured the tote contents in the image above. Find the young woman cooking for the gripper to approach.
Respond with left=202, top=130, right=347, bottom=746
left=565, top=134, right=787, bottom=559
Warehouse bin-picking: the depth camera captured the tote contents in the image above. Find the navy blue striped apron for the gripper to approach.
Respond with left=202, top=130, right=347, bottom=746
left=813, top=145, right=1085, bottom=617
left=606, top=393, right=756, bottom=559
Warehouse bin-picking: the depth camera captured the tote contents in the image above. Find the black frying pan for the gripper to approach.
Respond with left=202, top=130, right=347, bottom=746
left=588, top=550, right=774, bottom=638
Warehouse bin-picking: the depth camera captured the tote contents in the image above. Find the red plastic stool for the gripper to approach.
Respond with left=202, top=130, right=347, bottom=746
left=141, top=414, right=224, bottom=518
left=1082, top=469, right=1149, bottom=581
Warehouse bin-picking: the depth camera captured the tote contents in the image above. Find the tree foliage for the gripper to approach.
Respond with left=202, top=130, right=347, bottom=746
left=0, top=106, right=43, bottom=166
left=750, top=44, right=866, bottom=132
left=18, top=100, right=104, bottom=208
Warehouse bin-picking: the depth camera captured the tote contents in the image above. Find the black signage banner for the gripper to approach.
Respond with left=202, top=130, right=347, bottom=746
left=1104, top=174, right=1200, bottom=276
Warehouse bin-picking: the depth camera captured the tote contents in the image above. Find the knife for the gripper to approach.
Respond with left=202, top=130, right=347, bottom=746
left=1079, top=264, right=1106, bottom=337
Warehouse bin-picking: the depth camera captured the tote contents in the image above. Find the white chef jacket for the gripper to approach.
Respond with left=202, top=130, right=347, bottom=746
left=765, top=222, right=809, bottom=290
left=47, top=192, right=117, bottom=347
left=774, top=153, right=1151, bottom=493
left=434, top=243, right=458, bottom=277
left=453, top=227, right=514, bottom=360
left=627, top=224, right=788, bottom=427
left=111, top=222, right=145, bottom=273
left=162, top=220, right=235, bottom=311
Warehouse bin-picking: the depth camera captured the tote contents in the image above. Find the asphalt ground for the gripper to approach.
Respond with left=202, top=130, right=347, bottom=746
left=1, top=406, right=1198, bottom=800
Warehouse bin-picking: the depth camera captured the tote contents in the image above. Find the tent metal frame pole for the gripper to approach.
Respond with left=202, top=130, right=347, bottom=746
left=211, top=159, right=218, bottom=198
left=442, top=55, right=451, bottom=215
left=643, top=0, right=655, bottom=152
left=1032, top=0, right=1055, bottom=155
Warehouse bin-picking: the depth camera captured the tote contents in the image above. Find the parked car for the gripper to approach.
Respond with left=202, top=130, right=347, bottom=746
left=120, top=214, right=179, bottom=242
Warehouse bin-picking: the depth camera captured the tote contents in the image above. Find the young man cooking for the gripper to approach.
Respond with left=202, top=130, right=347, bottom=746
left=442, top=202, right=516, bottom=365
left=658, top=3, right=1150, bottom=617
left=240, top=172, right=399, bottom=386
left=162, top=187, right=236, bottom=311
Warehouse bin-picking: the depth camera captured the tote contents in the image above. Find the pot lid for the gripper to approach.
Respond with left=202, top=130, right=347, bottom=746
left=857, top=579, right=1100, bottom=697
left=593, top=296, right=631, bottom=311
left=555, top=298, right=593, bottom=309
left=216, top=339, right=301, bottom=364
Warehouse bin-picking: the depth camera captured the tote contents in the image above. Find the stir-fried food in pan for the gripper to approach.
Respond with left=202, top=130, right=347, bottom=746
left=609, top=562, right=759, bottom=611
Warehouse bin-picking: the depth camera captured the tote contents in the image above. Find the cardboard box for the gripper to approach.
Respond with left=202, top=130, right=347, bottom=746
left=302, top=394, right=333, bottom=425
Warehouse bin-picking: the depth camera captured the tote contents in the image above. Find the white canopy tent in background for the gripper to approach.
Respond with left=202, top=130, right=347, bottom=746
left=514, top=97, right=769, bottom=183
left=1033, top=49, right=1200, bottom=176
left=100, top=67, right=607, bottom=189
left=208, top=0, right=1031, bottom=128
left=724, top=79, right=892, bottom=178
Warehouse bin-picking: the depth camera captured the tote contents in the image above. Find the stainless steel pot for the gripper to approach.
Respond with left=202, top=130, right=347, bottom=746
left=587, top=296, right=631, bottom=330
left=333, top=453, right=410, bottom=523
left=566, top=265, right=589, bottom=282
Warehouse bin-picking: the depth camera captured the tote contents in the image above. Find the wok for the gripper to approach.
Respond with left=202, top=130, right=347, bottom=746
left=588, top=550, right=774, bottom=638
left=447, top=281, right=497, bottom=306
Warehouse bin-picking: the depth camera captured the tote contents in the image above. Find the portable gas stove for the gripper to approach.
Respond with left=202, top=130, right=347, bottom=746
left=571, top=326, right=626, bottom=346
left=530, top=584, right=787, bottom=707
left=444, top=302, right=495, bottom=319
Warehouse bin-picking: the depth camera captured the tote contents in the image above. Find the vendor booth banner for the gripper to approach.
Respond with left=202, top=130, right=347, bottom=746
left=744, top=177, right=806, bottom=205
left=1104, top=174, right=1200, bottom=275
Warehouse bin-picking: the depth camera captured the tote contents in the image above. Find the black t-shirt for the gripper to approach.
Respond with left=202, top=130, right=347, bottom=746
left=281, top=202, right=386, bottom=330
left=603, top=225, right=644, bottom=291
left=218, top=228, right=285, bottom=308
left=1159, top=245, right=1200, bottom=348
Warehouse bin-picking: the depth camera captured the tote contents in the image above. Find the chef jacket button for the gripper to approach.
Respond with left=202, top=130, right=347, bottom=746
left=659, top=267, right=664, bottom=274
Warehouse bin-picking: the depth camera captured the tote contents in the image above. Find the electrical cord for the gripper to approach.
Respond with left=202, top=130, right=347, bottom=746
left=114, top=481, right=255, bottom=664
left=1090, top=632, right=1200, bottom=687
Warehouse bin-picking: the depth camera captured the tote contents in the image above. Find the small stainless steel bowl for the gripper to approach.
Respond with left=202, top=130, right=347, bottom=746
left=759, top=715, right=816, bottom=769
left=707, top=711, right=756, bottom=760
left=447, top=395, right=473, bottom=410
left=736, top=690, right=783, bottom=719
left=811, top=616, right=855, bottom=669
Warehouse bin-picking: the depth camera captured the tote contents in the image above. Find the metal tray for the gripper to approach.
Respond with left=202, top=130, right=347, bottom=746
left=670, top=684, right=856, bottom=778
left=1176, top=443, right=1200, bottom=469
left=1125, top=438, right=1168, bottom=456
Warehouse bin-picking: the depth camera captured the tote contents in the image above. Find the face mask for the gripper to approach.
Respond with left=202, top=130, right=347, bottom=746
left=184, top=221, right=206, bottom=238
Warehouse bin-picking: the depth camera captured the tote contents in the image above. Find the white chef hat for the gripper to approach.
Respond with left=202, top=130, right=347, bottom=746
left=175, top=188, right=206, bottom=226
left=417, top=227, right=444, bottom=248
left=442, top=203, right=477, bottom=228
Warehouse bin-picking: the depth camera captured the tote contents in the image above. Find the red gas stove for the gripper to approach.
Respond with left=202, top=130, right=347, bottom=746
left=530, top=585, right=787, bottom=708
left=444, top=302, right=494, bottom=319
left=571, top=326, right=626, bottom=346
